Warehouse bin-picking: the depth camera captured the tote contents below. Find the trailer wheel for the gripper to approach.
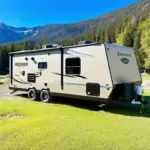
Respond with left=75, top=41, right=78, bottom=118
left=40, top=89, right=52, bottom=103
left=28, top=88, right=39, bottom=101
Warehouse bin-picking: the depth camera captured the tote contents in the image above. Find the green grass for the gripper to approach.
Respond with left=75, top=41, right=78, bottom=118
left=0, top=81, right=8, bottom=86
left=0, top=74, right=8, bottom=79
left=144, top=92, right=150, bottom=96
left=142, top=74, right=150, bottom=80
left=0, top=75, right=8, bottom=86
left=0, top=94, right=150, bottom=150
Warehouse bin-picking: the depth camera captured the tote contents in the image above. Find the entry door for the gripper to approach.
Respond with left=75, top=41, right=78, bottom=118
left=63, top=56, right=82, bottom=94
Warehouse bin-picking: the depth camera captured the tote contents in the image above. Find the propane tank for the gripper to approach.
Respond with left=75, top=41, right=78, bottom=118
left=136, top=86, right=144, bottom=95
left=132, top=86, right=147, bottom=113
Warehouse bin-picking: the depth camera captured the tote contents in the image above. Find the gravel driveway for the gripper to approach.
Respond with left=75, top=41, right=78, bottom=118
left=0, top=78, right=8, bottom=83
left=0, top=77, right=27, bottom=98
left=0, top=85, right=28, bottom=98
left=0, top=85, right=11, bottom=98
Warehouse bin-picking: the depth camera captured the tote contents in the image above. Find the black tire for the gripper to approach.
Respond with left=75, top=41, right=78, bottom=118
left=40, top=89, right=52, bottom=103
left=28, top=88, right=39, bottom=101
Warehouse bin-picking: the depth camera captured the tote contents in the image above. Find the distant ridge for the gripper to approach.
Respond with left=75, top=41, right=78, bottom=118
left=0, top=0, right=150, bottom=44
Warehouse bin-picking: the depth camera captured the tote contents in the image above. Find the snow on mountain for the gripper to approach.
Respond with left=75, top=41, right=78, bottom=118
left=8, top=26, right=40, bottom=37
left=11, top=28, right=40, bottom=36
left=0, top=23, right=43, bottom=43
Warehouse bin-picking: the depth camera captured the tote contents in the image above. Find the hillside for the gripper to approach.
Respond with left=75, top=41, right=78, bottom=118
left=0, top=23, right=43, bottom=44
left=0, top=0, right=150, bottom=44
left=28, top=0, right=150, bottom=43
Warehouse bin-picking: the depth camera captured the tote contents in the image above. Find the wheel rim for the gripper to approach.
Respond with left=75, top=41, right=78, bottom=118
left=41, top=91, right=49, bottom=101
left=29, top=90, right=35, bottom=100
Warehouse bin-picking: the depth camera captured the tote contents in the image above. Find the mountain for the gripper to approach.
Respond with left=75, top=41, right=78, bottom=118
left=29, top=0, right=150, bottom=43
left=0, top=23, right=43, bottom=44
left=8, top=25, right=43, bottom=38
left=0, top=0, right=150, bottom=44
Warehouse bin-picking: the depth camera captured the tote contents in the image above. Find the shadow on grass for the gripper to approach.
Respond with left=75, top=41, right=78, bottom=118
left=18, top=94, right=101, bottom=111
left=18, top=94, right=150, bottom=118
left=53, top=96, right=150, bottom=118
left=106, top=96, right=150, bottom=118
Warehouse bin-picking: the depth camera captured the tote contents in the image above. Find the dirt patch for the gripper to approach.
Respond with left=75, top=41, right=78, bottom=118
left=0, top=113, right=23, bottom=118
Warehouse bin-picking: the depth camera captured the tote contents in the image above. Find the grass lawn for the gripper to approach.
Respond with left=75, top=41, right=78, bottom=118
left=0, top=94, right=150, bottom=150
left=142, top=74, right=150, bottom=80
left=0, top=75, right=8, bottom=86
left=0, top=74, right=8, bottom=79
left=0, top=81, right=8, bottom=86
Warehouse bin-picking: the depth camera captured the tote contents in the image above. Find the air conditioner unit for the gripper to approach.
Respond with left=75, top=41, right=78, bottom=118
left=42, top=44, right=61, bottom=49
left=78, top=41, right=94, bottom=45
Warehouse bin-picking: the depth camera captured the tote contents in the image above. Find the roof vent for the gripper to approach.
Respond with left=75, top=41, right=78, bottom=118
left=78, top=41, right=94, bottom=45
left=42, top=44, right=61, bottom=49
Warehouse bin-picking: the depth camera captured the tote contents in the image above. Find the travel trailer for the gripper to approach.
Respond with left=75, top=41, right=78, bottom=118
left=9, top=41, right=146, bottom=108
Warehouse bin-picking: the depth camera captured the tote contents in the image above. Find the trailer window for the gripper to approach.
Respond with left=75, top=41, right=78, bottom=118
left=38, top=62, right=47, bottom=69
left=66, top=58, right=81, bottom=75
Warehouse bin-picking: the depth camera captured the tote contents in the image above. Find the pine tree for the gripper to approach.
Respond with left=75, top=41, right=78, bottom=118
left=100, top=30, right=104, bottom=43
left=131, top=15, right=138, bottom=28
left=133, top=29, right=145, bottom=69
left=96, top=31, right=101, bottom=42
left=43, top=40, right=49, bottom=45
left=34, top=43, right=41, bottom=49
left=140, top=15, right=150, bottom=69
left=22, top=41, right=29, bottom=50
left=0, top=47, right=3, bottom=70
left=104, top=31, right=109, bottom=43
left=9, top=42, right=15, bottom=52
left=116, top=23, right=133, bottom=47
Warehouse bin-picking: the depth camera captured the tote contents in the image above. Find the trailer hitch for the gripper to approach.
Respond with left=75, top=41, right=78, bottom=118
left=10, top=89, right=18, bottom=94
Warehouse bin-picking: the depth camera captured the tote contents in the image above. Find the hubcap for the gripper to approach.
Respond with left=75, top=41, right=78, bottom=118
left=31, top=93, right=34, bottom=98
left=28, top=89, right=36, bottom=101
left=42, top=91, right=49, bottom=100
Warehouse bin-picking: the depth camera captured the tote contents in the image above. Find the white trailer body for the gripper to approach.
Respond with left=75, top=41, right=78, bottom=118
left=9, top=43, right=142, bottom=104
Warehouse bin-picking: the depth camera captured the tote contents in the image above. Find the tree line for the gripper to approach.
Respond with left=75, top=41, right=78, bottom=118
left=0, top=13, right=150, bottom=73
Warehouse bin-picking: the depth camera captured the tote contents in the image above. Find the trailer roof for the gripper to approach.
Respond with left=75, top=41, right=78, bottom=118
left=9, top=42, right=102, bottom=55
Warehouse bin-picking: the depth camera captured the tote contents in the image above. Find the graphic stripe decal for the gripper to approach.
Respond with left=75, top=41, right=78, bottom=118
left=52, top=72, right=76, bottom=78
left=13, top=78, right=30, bottom=84
left=66, top=50, right=93, bottom=57
left=75, top=75, right=87, bottom=79
left=52, top=72, right=87, bottom=79
left=53, top=80, right=113, bottom=88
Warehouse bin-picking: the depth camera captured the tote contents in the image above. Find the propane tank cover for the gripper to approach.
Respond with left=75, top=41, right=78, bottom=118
left=136, top=86, right=144, bottom=95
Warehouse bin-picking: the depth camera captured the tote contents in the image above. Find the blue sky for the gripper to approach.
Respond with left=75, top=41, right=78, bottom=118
left=0, top=0, right=139, bottom=27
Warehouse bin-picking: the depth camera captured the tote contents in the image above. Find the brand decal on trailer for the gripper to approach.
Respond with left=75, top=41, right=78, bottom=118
left=15, top=62, right=28, bottom=67
left=118, top=52, right=131, bottom=57
left=121, top=58, right=130, bottom=64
